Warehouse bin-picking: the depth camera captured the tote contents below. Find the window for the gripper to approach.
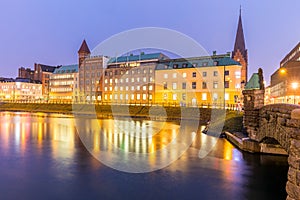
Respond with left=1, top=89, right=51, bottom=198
left=163, top=93, right=167, bottom=100
left=131, top=86, right=135, bottom=91
left=192, top=63, right=198, bottom=67
left=173, top=73, right=177, bottom=78
left=126, top=78, right=129, bottom=83
left=115, top=79, right=118, bottom=83
left=202, top=62, right=208, bottom=66
left=143, top=94, right=147, bottom=100
left=149, top=85, right=153, bottom=90
left=131, top=78, right=134, bottom=82
left=225, top=81, right=229, bottom=88
left=105, top=79, right=108, bottom=84
left=164, top=74, right=168, bottom=79
left=202, top=71, right=207, bottom=77
left=131, top=94, right=135, bottom=100
left=225, top=70, right=229, bottom=76
left=143, top=86, right=147, bottom=91
left=235, top=71, right=241, bottom=79
left=172, top=82, right=177, bottom=90
left=137, top=94, right=140, bottom=100
left=110, top=79, right=112, bottom=84
left=213, top=71, right=218, bottom=76
left=143, top=77, right=147, bottom=82
left=137, top=77, right=140, bottom=82
left=192, top=72, right=196, bottom=77
left=213, top=81, right=218, bottom=89
left=182, top=82, right=186, bottom=89
left=192, top=82, right=196, bottom=89
left=182, top=93, right=186, bottom=101
left=120, top=94, right=123, bottom=100
left=125, top=86, right=129, bottom=91
left=214, top=61, right=218, bottom=65
left=225, top=93, right=229, bottom=101
left=202, top=93, right=207, bottom=100
left=172, top=94, right=177, bottom=100
left=173, top=64, right=178, bottom=69
left=182, top=63, right=188, bottom=68
left=137, top=85, right=140, bottom=90
left=114, top=94, right=118, bottom=100
left=202, top=82, right=207, bottom=89
left=125, top=94, right=129, bottom=100
left=213, top=93, right=218, bottom=101
left=235, top=83, right=241, bottom=89
left=163, top=82, right=167, bottom=90
left=182, top=72, right=187, bottom=78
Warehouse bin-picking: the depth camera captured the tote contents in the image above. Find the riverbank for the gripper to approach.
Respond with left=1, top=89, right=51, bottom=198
left=0, top=102, right=242, bottom=131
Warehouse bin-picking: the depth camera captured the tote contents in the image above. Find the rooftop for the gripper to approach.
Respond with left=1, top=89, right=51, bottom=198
left=107, top=53, right=168, bottom=64
left=54, top=64, right=78, bottom=74
left=245, top=73, right=260, bottom=90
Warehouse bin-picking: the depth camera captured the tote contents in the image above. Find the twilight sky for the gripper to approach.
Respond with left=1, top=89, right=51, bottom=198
left=0, top=0, right=299, bottom=84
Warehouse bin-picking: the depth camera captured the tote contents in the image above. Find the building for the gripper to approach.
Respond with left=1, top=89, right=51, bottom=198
left=280, top=42, right=300, bottom=67
left=102, top=53, right=168, bottom=104
left=232, top=7, right=248, bottom=85
left=18, top=67, right=35, bottom=80
left=0, top=78, right=42, bottom=102
left=49, top=64, right=79, bottom=103
left=154, top=54, right=242, bottom=107
left=270, top=60, right=300, bottom=104
left=78, top=40, right=109, bottom=103
left=34, top=63, right=60, bottom=100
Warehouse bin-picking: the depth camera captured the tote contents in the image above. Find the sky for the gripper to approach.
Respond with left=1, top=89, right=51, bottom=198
left=0, top=0, right=299, bottom=84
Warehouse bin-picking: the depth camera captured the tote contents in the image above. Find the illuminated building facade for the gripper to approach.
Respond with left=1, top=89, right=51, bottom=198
left=18, top=67, right=35, bottom=80
left=0, top=78, right=42, bottom=101
left=154, top=54, right=242, bottom=106
left=49, top=64, right=78, bottom=103
left=34, top=63, right=59, bottom=100
left=78, top=40, right=109, bottom=103
left=101, top=53, right=168, bottom=104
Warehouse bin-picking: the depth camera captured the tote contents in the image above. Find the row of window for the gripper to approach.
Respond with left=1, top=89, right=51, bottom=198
left=104, top=77, right=153, bottom=84
left=104, top=85, right=153, bottom=92
left=104, top=93, right=153, bottom=101
left=104, top=68, right=153, bottom=76
left=162, top=93, right=230, bottom=101
left=163, top=70, right=231, bottom=79
left=163, top=81, right=241, bottom=90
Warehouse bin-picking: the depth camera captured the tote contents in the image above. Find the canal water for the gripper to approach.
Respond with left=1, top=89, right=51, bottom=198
left=0, top=112, right=288, bottom=200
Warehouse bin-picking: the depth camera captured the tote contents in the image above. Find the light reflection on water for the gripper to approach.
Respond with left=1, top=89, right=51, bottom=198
left=0, top=112, right=289, bottom=200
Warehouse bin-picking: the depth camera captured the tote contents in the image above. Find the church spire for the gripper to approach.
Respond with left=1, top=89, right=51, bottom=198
left=232, top=6, right=248, bottom=83
left=78, top=39, right=90, bottom=54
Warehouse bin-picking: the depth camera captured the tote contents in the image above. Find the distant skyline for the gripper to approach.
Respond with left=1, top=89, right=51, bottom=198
left=0, top=0, right=299, bottom=84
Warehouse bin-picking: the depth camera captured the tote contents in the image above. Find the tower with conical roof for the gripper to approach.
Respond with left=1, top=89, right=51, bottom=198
left=78, top=39, right=91, bottom=68
left=232, top=7, right=248, bottom=84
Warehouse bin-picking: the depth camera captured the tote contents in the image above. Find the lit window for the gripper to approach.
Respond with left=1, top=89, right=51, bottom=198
left=182, top=93, right=186, bottom=100
left=213, top=93, right=218, bottom=101
left=137, top=86, right=140, bottom=90
left=137, top=94, right=140, bottom=100
left=120, top=94, right=123, bottom=100
left=143, top=77, right=147, bottom=82
left=125, top=94, right=128, bottom=100
left=120, top=86, right=123, bottom=91
left=149, top=85, right=153, bottom=91
left=202, top=93, right=207, bottom=100
left=143, top=94, right=147, bottom=100
left=104, top=94, right=107, bottom=100
left=126, top=78, right=129, bottom=83
left=173, top=73, right=177, bottom=78
left=213, top=81, right=218, bottom=89
left=143, top=86, right=147, bottom=91
left=104, top=87, right=107, bottom=91
left=110, top=79, right=112, bottom=84
left=131, top=86, right=135, bottom=91
left=115, top=79, right=118, bottom=83
left=131, top=94, right=135, bottom=100
left=109, top=94, right=112, bottom=100
left=131, top=78, right=134, bottom=82
left=213, top=71, right=218, bottom=76
left=137, top=78, right=140, bottom=82
left=172, top=82, right=177, bottom=90
left=164, top=74, right=168, bottom=79
left=235, top=84, right=241, bottom=89
left=182, top=72, right=187, bottom=78
left=203, top=72, right=207, bottom=77
left=235, top=71, right=241, bottom=79
left=105, top=79, right=108, bottom=84
left=109, top=87, right=112, bottom=91
left=126, top=86, right=129, bottom=91
left=114, top=94, right=118, bottom=100
left=172, top=94, right=177, bottom=100
left=225, top=93, right=229, bottom=101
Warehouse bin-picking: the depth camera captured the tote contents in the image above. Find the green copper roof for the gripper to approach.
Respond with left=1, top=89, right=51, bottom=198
left=156, top=55, right=241, bottom=70
left=244, top=73, right=260, bottom=90
left=107, top=53, right=167, bottom=64
left=54, top=64, right=78, bottom=74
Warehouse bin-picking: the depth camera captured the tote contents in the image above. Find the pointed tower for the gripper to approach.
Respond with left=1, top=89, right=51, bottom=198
left=78, top=39, right=91, bottom=68
left=232, top=7, right=248, bottom=84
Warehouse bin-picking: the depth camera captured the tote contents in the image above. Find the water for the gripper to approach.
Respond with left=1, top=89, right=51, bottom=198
left=0, top=112, right=288, bottom=200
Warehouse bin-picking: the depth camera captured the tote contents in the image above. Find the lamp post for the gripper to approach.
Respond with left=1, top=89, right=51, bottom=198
left=291, top=82, right=298, bottom=104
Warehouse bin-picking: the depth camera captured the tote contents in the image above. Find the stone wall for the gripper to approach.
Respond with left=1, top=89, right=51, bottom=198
left=244, top=98, right=300, bottom=199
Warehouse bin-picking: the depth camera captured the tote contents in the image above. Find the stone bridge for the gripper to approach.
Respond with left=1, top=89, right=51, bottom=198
left=243, top=69, right=300, bottom=200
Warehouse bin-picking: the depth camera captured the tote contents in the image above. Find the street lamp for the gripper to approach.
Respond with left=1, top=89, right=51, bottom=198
left=291, top=82, right=298, bottom=104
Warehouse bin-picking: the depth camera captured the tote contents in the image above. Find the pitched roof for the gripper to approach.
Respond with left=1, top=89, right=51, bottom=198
left=232, top=8, right=247, bottom=61
left=244, top=73, right=260, bottom=90
left=54, top=64, right=78, bottom=74
left=78, top=39, right=91, bottom=54
left=156, top=55, right=241, bottom=70
left=107, top=53, right=167, bottom=64
left=39, top=64, right=57, bottom=73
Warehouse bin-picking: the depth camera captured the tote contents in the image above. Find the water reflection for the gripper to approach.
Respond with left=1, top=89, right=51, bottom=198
left=0, top=112, right=289, bottom=200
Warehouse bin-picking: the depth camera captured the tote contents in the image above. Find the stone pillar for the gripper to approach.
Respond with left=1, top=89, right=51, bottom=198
left=242, top=68, right=265, bottom=140
left=286, top=109, right=300, bottom=200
